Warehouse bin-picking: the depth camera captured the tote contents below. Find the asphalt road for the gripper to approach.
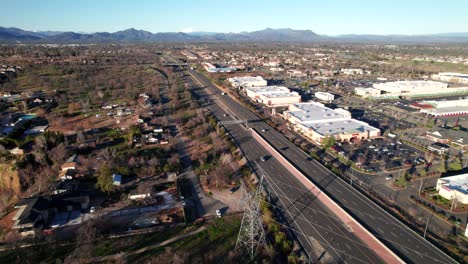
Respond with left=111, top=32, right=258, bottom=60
left=179, top=71, right=383, bottom=263
left=183, top=67, right=457, bottom=264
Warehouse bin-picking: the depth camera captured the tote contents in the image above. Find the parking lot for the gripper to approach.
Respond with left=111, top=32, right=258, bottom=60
left=331, top=136, right=431, bottom=173
left=354, top=110, right=418, bottom=132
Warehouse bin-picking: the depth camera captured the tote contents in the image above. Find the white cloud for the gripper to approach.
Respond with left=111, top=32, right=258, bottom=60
left=180, top=27, right=195, bottom=33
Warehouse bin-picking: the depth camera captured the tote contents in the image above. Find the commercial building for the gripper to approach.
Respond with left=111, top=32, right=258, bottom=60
left=426, top=128, right=468, bottom=151
left=314, top=92, right=334, bottom=101
left=418, top=99, right=468, bottom=117
left=245, top=86, right=290, bottom=99
left=431, top=72, right=468, bottom=85
left=427, top=142, right=450, bottom=155
left=370, top=80, right=468, bottom=99
left=284, top=102, right=380, bottom=144
left=354, top=87, right=381, bottom=97
left=436, top=173, right=468, bottom=205
left=245, top=86, right=301, bottom=107
left=202, top=62, right=236, bottom=73
left=228, top=76, right=267, bottom=89
left=256, top=92, right=301, bottom=107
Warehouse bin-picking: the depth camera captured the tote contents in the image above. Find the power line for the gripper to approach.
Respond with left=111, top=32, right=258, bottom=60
left=259, top=164, right=349, bottom=264
left=261, top=173, right=452, bottom=264
left=235, top=174, right=266, bottom=260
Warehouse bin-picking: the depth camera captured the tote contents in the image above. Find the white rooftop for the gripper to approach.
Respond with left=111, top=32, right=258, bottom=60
left=246, top=86, right=290, bottom=94
left=260, top=92, right=300, bottom=98
left=230, top=76, right=265, bottom=82
left=287, top=102, right=349, bottom=123
left=437, top=72, right=468, bottom=78
left=439, top=174, right=468, bottom=195
left=373, top=81, right=448, bottom=93
left=304, top=119, right=380, bottom=136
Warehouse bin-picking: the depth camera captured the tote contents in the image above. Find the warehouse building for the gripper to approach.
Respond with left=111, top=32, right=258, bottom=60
left=436, top=173, right=468, bottom=205
left=284, top=102, right=380, bottom=144
left=370, top=80, right=468, bottom=99
left=419, top=99, right=468, bottom=117
left=228, top=76, right=267, bottom=89
left=431, top=72, right=468, bottom=85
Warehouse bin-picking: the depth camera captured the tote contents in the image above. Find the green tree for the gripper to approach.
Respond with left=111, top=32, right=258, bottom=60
left=438, top=159, right=447, bottom=173
left=322, top=135, right=336, bottom=149
left=448, top=158, right=462, bottom=171
left=395, top=173, right=407, bottom=188
left=96, top=164, right=114, bottom=194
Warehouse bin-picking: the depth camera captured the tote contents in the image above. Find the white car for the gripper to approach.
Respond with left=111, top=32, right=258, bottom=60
left=216, top=210, right=222, bottom=217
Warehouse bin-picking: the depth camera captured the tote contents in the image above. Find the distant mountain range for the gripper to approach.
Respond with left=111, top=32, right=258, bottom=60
left=1, top=27, right=468, bottom=44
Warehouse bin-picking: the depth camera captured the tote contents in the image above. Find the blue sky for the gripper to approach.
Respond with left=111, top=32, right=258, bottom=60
left=1, top=0, right=467, bottom=35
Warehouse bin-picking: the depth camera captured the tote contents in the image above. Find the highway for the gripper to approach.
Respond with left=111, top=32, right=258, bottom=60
left=176, top=70, right=384, bottom=263
left=163, top=54, right=457, bottom=263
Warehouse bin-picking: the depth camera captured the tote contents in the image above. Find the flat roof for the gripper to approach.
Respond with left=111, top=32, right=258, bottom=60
left=246, top=86, right=290, bottom=94
left=439, top=174, right=468, bottom=194
left=230, top=76, right=265, bottom=81
left=287, top=103, right=349, bottom=123
left=422, top=106, right=468, bottom=115
left=261, top=92, right=299, bottom=98
left=304, top=119, right=380, bottom=136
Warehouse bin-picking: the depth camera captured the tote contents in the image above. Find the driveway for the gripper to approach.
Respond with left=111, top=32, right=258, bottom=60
left=175, top=133, right=227, bottom=218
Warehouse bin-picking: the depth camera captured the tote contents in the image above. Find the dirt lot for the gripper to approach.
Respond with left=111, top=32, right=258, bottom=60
left=48, top=114, right=138, bottom=135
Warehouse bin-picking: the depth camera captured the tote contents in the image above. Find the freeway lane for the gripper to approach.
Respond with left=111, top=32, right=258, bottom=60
left=183, top=68, right=457, bottom=264
left=179, top=72, right=384, bottom=263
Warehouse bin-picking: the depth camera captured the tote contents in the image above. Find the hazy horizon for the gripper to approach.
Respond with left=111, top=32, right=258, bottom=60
left=1, top=0, right=467, bottom=36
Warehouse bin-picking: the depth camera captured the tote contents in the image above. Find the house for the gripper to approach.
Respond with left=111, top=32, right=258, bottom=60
left=426, top=129, right=468, bottom=151
left=53, top=180, right=79, bottom=195
left=59, top=169, right=77, bottom=180
left=112, top=174, right=122, bottom=186
left=427, top=142, right=450, bottom=155
left=24, top=125, right=48, bottom=135
left=9, top=147, right=24, bottom=155
left=147, top=135, right=159, bottom=144
left=12, top=197, right=50, bottom=236
left=61, top=161, right=76, bottom=171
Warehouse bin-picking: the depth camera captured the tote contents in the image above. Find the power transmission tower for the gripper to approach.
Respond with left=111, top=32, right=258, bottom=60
left=235, top=174, right=266, bottom=260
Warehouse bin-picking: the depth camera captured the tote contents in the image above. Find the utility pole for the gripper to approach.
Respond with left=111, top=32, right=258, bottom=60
left=424, top=213, right=433, bottom=239
left=418, top=179, right=424, bottom=195
left=450, top=197, right=457, bottom=212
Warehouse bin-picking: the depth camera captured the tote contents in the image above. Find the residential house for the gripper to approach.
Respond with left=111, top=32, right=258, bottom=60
left=12, top=197, right=50, bottom=236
